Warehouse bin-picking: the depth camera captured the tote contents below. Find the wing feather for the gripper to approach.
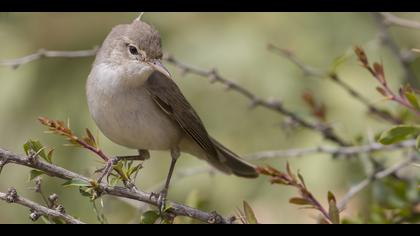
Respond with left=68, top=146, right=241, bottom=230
left=145, top=71, right=218, bottom=158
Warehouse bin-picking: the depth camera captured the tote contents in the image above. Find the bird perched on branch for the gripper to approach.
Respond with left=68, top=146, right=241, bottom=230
left=86, top=15, right=258, bottom=211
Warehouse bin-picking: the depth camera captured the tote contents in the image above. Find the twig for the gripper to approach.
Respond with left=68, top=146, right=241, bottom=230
left=0, top=148, right=228, bottom=224
left=329, top=74, right=402, bottom=124
left=37, top=117, right=135, bottom=189
left=379, top=12, right=420, bottom=30
left=246, top=139, right=416, bottom=160
left=164, top=54, right=349, bottom=146
left=257, top=164, right=337, bottom=224
left=372, top=13, right=418, bottom=87
left=355, top=46, right=420, bottom=116
left=0, top=187, right=84, bottom=224
left=337, top=153, right=418, bottom=211
left=0, top=47, right=99, bottom=69
left=267, top=44, right=402, bottom=124
left=266, top=45, right=325, bottom=77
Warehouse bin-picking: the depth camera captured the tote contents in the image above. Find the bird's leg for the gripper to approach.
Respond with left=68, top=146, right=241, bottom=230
left=97, top=149, right=150, bottom=184
left=156, top=147, right=180, bottom=214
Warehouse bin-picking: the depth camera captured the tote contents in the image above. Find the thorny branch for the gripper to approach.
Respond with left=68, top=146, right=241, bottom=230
left=379, top=12, right=420, bottom=30
left=337, top=153, right=418, bottom=211
left=267, top=43, right=402, bottom=124
left=0, top=148, right=229, bottom=224
left=246, top=139, right=416, bottom=160
left=0, top=187, right=84, bottom=224
left=355, top=46, right=420, bottom=116
left=0, top=47, right=99, bottom=69
left=37, top=117, right=136, bottom=189
left=164, top=54, right=350, bottom=146
left=256, top=163, right=339, bottom=224
left=372, top=13, right=418, bottom=87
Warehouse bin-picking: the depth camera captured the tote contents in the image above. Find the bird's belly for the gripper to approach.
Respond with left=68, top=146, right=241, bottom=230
left=87, top=85, right=183, bottom=150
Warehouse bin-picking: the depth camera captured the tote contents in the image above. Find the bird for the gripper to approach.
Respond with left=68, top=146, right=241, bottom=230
left=86, top=16, right=258, bottom=210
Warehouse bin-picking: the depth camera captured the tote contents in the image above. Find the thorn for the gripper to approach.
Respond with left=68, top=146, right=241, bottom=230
left=135, top=12, right=144, bottom=21
left=29, top=210, right=41, bottom=221
left=207, top=211, right=223, bottom=224
left=34, top=177, right=42, bottom=193
left=228, top=216, right=236, bottom=224
left=55, top=205, right=66, bottom=214
left=37, top=48, right=46, bottom=57
left=267, top=97, right=282, bottom=107
left=208, top=74, right=217, bottom=83
left=249, top=99, right=260, bottom=109
left=6, top=187, right=18, bottom=203
left=29, top=147, right=46, bottom=163
left=208, top=69, right=218, bottom=83
left=0, top=160, right=6, bottom=174
left=48, top=193, right=59, bottom=205
left=224, top=82, right=233, bottom=90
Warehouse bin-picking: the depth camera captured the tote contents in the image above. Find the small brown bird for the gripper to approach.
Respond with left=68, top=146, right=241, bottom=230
left=86, top=17, right=258, bottom=210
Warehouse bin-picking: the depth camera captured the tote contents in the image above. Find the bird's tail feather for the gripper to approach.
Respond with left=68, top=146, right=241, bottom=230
left=209, top=138, right=259, bottom=178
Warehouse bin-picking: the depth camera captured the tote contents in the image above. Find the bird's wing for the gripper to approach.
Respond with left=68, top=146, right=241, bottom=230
left=145, top=71, right=218, bottom=158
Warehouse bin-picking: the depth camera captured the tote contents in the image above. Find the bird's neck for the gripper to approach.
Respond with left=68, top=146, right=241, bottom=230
left=91, top=62, right=154, bottom=89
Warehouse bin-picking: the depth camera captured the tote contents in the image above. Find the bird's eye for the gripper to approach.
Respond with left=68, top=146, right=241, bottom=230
left=128, top=45, right=138, bottom=55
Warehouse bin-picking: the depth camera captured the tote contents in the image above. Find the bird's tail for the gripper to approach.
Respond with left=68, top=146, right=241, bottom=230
left=209, top=138, right=259, bottom=178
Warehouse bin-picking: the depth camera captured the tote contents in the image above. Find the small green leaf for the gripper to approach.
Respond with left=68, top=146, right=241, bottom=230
left=85, top=128, right=97, bottom=148
left=91, top=200, right=108, bottom=224
left=327, top=191, right=336, bottom=203
left=163, top=202, right=173, bottom=213
left=79, top=187, right=95, bottom=197
left=46, top=149, right=54, bottom=164
left=140, top=210, right=160, bottom=224
left=243, top=201, right=258, bottom=224
left=289, top=197, right=312, bottom=206
left=127, top=163, right=142, bottom=178
left=29, top=170, right=45, bottom=181
left=379, top=125, right=420, bottom=145
left=109, top=176, right=120, bottom=186
left=297, top=171, right=306, bottom=187
left=114, top=161, right=124, bottom=172
left=23, top=142, right=30, bottom=156
left=405, top=91, right=420, bottom=110
left=327, top=191, right=339, bottom=224
left=285, top=162, right=296, bottom=181
left=62, top=178, right=90, bottom=188
left=23, top=140, right=47, bottom=160
left=328, top=199, right=340, bottom=224
left=329, top=49, right=352, bottom=73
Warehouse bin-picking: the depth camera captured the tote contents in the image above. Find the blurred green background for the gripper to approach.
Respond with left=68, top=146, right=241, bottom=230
left=1, top=12, right=420, bottom=224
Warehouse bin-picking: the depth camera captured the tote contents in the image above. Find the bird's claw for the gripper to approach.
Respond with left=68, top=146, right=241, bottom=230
left=154, top=189, right=168, bottom=215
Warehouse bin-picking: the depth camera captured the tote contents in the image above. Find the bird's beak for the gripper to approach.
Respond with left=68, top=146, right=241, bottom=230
left=147, top=59, right=171, bottom=78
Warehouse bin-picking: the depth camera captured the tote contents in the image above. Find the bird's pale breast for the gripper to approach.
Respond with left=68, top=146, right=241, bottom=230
left=86, top=63, right=184, bottom=150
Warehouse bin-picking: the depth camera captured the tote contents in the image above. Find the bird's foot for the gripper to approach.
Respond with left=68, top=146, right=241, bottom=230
left=151, top=189, right=168, bottom=215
